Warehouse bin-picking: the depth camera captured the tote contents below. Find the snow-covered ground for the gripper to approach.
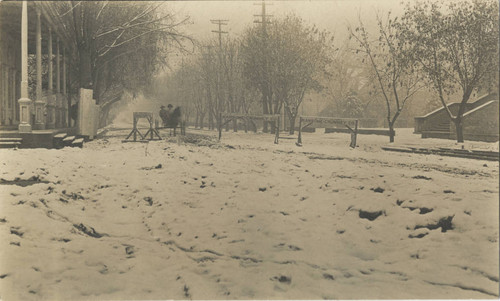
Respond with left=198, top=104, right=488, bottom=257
left=0, top=126, right=498, bottom=300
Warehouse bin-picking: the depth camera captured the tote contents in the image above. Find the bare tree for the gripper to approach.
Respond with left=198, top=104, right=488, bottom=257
left=170, top=38, right=257, bottom=131
left=241, top=15, right=333, bottom=134
left=398, top=0, right=499, bottom=142
left=325, top=42, right=359, bottom=115
left=40, top=1, right=192, bottom=125
left=349, top=12, right=424, bottom=142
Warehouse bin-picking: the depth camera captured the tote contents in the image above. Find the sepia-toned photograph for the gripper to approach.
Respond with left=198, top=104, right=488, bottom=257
left=0, top=0, right=498, bottom=299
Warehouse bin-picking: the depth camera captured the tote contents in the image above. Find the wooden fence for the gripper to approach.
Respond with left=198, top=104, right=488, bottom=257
left=298, top=116, right=358, bottom=148
left=219, top=113, right=280, bottom=144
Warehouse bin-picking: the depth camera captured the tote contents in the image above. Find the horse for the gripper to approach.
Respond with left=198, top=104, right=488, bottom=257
left=162, top=106, right=183, bottom=136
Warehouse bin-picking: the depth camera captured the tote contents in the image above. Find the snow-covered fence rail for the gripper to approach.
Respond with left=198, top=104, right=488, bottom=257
left=219, top=113, right=280, bottom=144
left=298, top=116, right=358, bottom=148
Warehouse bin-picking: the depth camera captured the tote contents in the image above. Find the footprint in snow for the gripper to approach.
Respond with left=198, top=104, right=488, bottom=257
left=10, top=227, right=23, bottom=237
left=125, top=245, right=135, bottom=256
left=271, top=275, right=291, bottom=284
left=370, top=187, right=385, bottom=193
left=274, top=243, right=302, bottom=251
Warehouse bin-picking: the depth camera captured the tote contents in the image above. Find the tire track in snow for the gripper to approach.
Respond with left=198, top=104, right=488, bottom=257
left=451, top=265, right=500, bottom=283
left=424, top=280, right=498, bottom=297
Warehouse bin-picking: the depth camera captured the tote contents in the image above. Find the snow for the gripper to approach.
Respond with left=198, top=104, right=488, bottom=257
left=0, top=126, right=498, bottom=300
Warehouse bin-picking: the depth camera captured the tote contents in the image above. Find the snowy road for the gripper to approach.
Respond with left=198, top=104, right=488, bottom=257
left=0, top=128, right=498, bottom=300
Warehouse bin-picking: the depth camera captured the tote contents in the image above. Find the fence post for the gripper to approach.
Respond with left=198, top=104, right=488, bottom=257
left=218, top=112, right=222, bottom=140
left=297, top=117, right=303, bottom=145
left=275, top=115, right=280, bottom=144
left=149, top=116, right=153, bottom=140
left=133, top=115, right=137, bottom=141
left=350, top=119, right=358, bottom=148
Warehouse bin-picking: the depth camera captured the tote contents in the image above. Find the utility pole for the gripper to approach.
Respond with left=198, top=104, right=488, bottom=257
left=210, top=20, right=228, bottom=132
left=253, top=0, right=273, bottom=33
left=210, top=19, right=229, bottom=49
left=253, top=0, right=273, bottom=132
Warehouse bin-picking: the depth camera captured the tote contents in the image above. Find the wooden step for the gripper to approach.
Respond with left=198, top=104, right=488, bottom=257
left=62, top=136, right=76, bottom=146
left=53, top=133, right=68, bottom=149
left=72, top=138, right=84, bottom=148
left=0, top=141, right=21, bottom=148
left=0, top=138, right=22, bottom=142
left=54, top=133, right=67, bottom=139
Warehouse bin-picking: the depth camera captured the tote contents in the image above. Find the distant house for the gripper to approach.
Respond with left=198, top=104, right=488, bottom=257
left=414, top=93, right=499, bottom=142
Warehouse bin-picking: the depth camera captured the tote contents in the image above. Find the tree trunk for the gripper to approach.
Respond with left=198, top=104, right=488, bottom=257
left=208, top=111, right=213, bottom=130
left=454, top=117, right=464, bottom=143
left=454, top=100, right=469, bottom=143
left=268, top=96, right=276, bottom=134
left=231, top=103, right=237, bottom=132
left=262, top=94, right=269, bottom=133
left=389, top=122, right=395, bottom=143
left=79, top=44, right=93, bottom=90
left=207, top=90, right=213, bottom=130
left=99, top=105, right=110, bottom=128
left=288, top=114, right=296, bottom=135
left=93, top=69, right=100, bottom=103
left=288, top=115, right=295, bottom=135
left=216, top=113, right=222, bottom=136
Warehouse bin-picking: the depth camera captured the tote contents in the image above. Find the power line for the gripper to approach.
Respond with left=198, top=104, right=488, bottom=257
left=253, top=0, right=272, bottom=32
left=210, top=19, right=229, bottom=49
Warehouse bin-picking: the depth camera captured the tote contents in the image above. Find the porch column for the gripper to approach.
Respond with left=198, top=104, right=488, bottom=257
left=34, top=10, right=45, bottom=130
left=1, top=69, right=6, bottom=125
left=62, top=48, right=67, bottom=127
left=12, top=69, right=17, bottom=123
left=46, top=28, right=55, bottom=129
left=67, top=61, right=72, bottom=127
left=18, top=0, right=31, bottom=133
left=56, top=39, right=60, bottom=93
left=55, top=38, right=61, bottom=128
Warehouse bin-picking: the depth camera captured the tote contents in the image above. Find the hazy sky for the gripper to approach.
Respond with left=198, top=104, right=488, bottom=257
left=161, top=0, right=406, bottom=68
left=167, top=0, right=405, bottom=40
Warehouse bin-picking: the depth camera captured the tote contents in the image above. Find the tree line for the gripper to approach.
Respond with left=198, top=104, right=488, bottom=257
left=33, top=1, right=192, bottom=126
left=36, top=1, right=498, bottom=143
left=155, top=0, right=498, bottom=143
